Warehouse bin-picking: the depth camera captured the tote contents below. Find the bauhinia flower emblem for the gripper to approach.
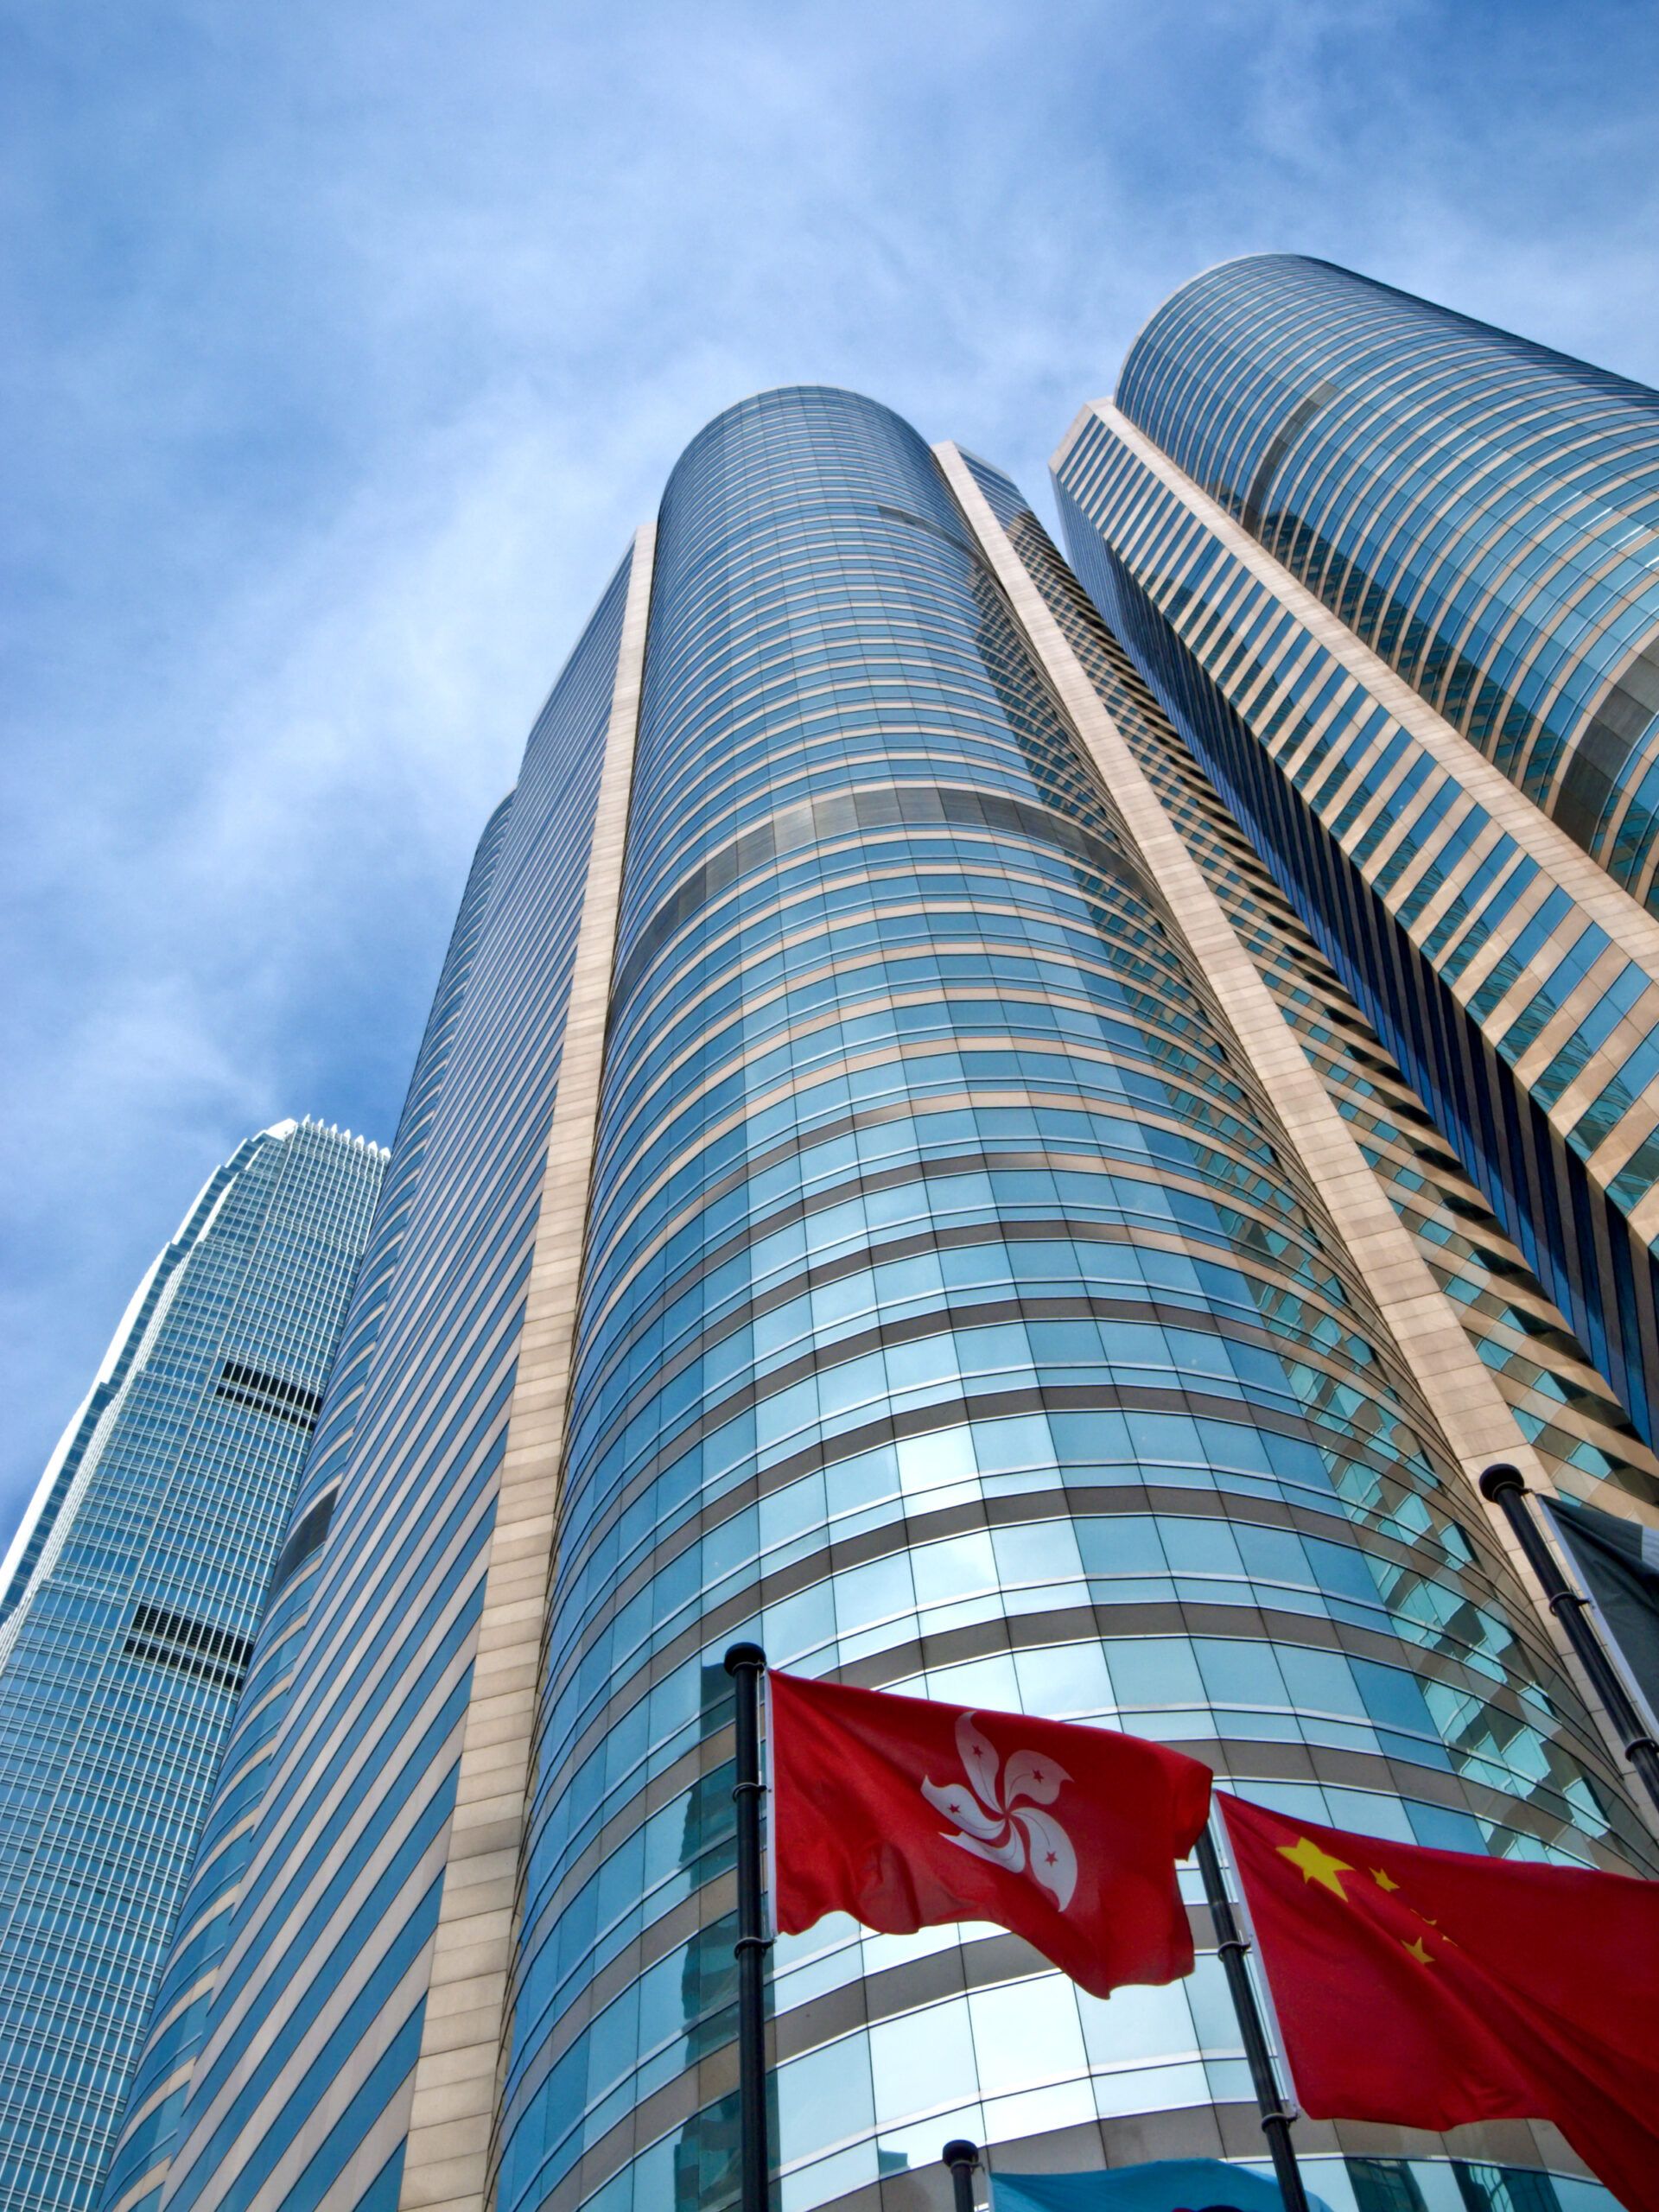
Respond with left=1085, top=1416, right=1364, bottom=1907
left=922, top=1711, right=1078, bottom=1910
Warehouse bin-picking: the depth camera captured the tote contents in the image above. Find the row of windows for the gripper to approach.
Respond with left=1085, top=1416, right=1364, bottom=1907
left=973, top=455, right=1659, bottom=1517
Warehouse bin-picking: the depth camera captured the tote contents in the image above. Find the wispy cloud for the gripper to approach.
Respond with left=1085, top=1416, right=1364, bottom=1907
left=5, top=0, right=1658, bottom=1533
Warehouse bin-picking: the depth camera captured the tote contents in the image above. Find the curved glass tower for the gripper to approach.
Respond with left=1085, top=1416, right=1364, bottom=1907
left=497, top=389, right=1650, bottom=2212
left=1116, top=254, right=1659, bottom=899
left=1055, top=257, right=1659, bottom=1492
left=105, top=387, right=1655, bottom=2212
left=99, top=804, right=515, bottom=2212
left=0, top=1118, right=385, bottom=2212
left=104, top=548, right=639, bottom=2212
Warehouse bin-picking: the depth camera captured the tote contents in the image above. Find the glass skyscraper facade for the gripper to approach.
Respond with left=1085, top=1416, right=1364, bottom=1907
left=977, top=463, right=1659, bottom=1522
left=1054, top=260, right=1659, bottom=1497
left=82, top=278, right=1659, bottom=2212
left=0, top=1118, right=385, bottom=2212
left=99, top=550, right=645, bottom=2212
left=1112, top=256, right=1659, bottom=899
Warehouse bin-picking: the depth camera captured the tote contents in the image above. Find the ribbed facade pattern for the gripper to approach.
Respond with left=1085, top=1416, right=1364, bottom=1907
left=0, top=1120, right=385, bottom=2212
left=491, top=391, right=1643, bottom=2212
left=971, top=457, right=1659, bottom=1520
left=1053, top=405, right=1659, bottom=1465
left=124, top=556, right=631, bottom=2212
left=99, top=801, right=515, bottom=2212
left=1117, top=255, right=1659, bottom=902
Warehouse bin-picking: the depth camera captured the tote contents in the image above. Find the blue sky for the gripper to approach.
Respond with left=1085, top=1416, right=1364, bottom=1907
left=6, top=0, right=1659, bottom=1542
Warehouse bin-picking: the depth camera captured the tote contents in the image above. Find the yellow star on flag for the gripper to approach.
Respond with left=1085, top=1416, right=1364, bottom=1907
left=1370, top=1866, right=1399, bottom=1891
left=1277, top=1834, right=1352, bottom=1899
left=1402, top=1936, right=1433, bottom=1965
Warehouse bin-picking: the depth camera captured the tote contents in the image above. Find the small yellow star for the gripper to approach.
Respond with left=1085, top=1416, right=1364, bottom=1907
left=1277, top=1835, right=1353, bottom=1900
left=1402, top=1936, right=1433, bottom=1965
left=1370, top=1867, right=1400, bottom=1892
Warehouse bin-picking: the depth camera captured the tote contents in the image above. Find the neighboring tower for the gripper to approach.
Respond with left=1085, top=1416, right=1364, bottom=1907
left=1115, top=255, right=1659, bottom=899
left=967, top=453, right=1659, bottom=1522
left=0, top=1118, right=385, bottom=2212
left=111, top=390, right=1654, bottom=2212
left=1053, top=255, right=1659, bottom=1482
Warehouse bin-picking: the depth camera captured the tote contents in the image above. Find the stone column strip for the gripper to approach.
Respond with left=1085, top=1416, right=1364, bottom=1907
left=397, top=523, right=658, bottom=2212
left=938, top=440, right=1659, bottom=1845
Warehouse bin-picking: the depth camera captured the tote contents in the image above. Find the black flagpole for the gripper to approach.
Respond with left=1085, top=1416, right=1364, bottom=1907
left=1479, top=1463, right=1659, bottom=1815
left=1194, top=1819, right=1311, bottom=2212
left=942, top=2139, right=980, bottom=2212
left=724, top=1642, right=772, bottom=2212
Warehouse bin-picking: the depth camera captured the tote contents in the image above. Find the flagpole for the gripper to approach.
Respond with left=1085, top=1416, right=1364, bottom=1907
left=1479, top=1464, right=1659, bottom=1816
left=942, top=2139, right=981, bottom=2212
left=1193, top=1820, right=1311, bottom=2212
left=724, top=1642, right=772, bottom=2212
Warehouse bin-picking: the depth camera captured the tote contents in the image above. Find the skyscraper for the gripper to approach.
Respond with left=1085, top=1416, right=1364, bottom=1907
left=0, top=1118, right=385, bottom=2212
left=1106, top=254, right=1659, bottom=899
left=1052, top=254, right=1659, bottom=1489
left=101, top=372, right=1659, bottom=2212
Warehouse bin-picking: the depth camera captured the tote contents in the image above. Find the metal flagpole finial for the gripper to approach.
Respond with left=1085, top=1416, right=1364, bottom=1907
left=942, top=2139, right=981, bottom=2212
left=1477, top=1463, right=1659, bottom=1815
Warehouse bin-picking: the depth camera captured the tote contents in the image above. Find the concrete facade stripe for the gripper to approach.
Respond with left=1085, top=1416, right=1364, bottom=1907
left=212, top=1943, right=435, bottom=2212
left=1511, top=947, right=1639, bottom=1088
left=161, top=1707, right=470, bottom=2199
left=397, top=524, right=657, bottom=2212
left=940, top=437, right=1658, bottom=1839
left=1095, top=401, right=1654, bottom=946
left=1555, top=1005, right=1659, bottom=1128
left=1408, top=814, right=1510, bottom=940
left=1470, top=914, right=1599, bottom=1043
left=1441, top=868, right=1560, bottom=1007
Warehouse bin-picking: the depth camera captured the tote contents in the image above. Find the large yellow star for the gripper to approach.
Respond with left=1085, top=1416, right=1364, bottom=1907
left=1277, top=1835, right=1353, bottom=1900
left=1402, top=1936, right=1433, bottom=1965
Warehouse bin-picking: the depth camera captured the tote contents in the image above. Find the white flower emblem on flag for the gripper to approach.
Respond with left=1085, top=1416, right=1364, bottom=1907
left=921, top=1711, right=1078, bottom=1910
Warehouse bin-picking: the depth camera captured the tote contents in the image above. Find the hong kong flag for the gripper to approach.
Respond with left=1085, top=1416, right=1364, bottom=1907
left=768, top=1671, right=1211, bottom=1998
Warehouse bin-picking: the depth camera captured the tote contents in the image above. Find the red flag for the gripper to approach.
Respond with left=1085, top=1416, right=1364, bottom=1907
left=768, top=1671, right=1211, bottom=1999
left=1220, top=1792, right=1659, bottom=2212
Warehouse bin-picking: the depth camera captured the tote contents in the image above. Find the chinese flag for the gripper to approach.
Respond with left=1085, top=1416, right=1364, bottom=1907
left=769, top=1671, right=1211, bottom=1999
left=1221, top=1793, right=1659, bottom=2212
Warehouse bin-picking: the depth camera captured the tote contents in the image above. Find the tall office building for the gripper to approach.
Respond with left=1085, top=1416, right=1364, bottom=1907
left=1053, top=254, right=1659, bottom=1485
left=0, top=1118, right=385, bottom=2212
left=104, top=370, right=1658, bottom=2212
